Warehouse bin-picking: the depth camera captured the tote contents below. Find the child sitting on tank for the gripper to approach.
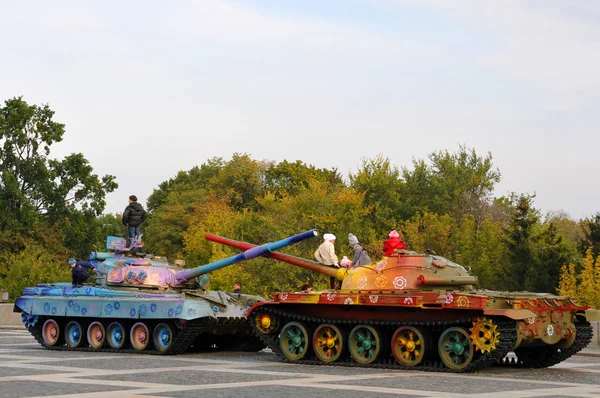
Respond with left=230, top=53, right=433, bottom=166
left=68, top=258, right=95, bottom=287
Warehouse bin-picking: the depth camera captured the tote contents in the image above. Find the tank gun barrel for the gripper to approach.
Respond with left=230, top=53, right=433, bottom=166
left=175, top=229, right=319, bottom=284
left=205, top=234, right=342, bottom=279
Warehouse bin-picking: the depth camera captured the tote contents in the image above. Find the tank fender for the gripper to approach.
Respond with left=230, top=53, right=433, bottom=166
left=586, top=309, right=600, bottom=322
left=483, top=308, right=537, bottom=320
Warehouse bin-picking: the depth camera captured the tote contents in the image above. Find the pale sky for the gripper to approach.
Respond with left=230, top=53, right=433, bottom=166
left=1, top=0, right=599, bottom=220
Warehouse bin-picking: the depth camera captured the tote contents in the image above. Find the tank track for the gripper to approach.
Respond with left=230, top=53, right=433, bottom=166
left=28, top=317, right=211, bottom=355
left=500, top=317, right=593, bottom=368
left=250, top=307, right=517, bottom=373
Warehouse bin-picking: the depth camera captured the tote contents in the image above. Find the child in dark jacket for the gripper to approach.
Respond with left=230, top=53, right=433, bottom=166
left=383, top=230, right=407, bottom=256
left=68, top=258, right=95, bottom=287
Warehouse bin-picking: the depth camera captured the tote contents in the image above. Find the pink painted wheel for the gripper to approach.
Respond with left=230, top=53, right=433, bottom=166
left=130, top=322, right=150, bottom=351
left=42, top=319, right=61, bottom=346
left=87, top=321, right=106, bottom=349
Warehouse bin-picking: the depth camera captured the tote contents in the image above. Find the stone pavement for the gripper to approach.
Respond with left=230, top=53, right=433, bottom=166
left=1, top=328, right=600, bottom=398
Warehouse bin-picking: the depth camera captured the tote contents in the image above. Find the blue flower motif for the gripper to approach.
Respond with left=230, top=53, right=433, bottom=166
left=129, top=308, right=136, bottom=318
left=175, top=304, right=183, bottom=315
left=74, top=304, right=81, bottom=313
left=114, top=301, right=120, bottom=310
left=68, top=300, right=74, bottom=308
left=85, top=288, right=93, bottom=295
left=150, top=303, right=157, bottom=313
left=43, top=302, right=50, bottom=312
left=168, top=308, right=174, bottom=317
left=81, top=307, right=87, bottom=316
left=139, top=305, right=147, bottom=316
left=187, top=308, right=196, bottom=317
left=104, top=304, right=113, bottom=315
left=51, top=307, right=57, bottom=315
left=212, top=305, right=219, bottom=313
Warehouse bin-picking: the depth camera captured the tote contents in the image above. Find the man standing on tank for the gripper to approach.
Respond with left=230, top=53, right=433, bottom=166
left=122, top=195, right=148, bottom=240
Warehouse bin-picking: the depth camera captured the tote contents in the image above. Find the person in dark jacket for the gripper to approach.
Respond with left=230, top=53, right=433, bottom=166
left=69, top=258, right=95, bottom=287
left=383, top=230, right=407, bottom=256
left=122, top=195, right=148, bottom=240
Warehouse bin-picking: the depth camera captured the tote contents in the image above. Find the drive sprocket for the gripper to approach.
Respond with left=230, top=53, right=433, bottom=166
left=469, top=317, right=499, bottom=354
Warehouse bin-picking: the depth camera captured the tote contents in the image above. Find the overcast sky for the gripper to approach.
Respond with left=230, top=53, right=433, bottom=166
left=1, top=0, right=598, bottom=219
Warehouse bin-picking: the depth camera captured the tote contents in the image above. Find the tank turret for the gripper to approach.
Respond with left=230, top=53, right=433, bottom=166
left=13, top=229, right=319, bottom=355
left=207, top=233, right=600, bottom=373
left=89, top=229, right=318, bottom=289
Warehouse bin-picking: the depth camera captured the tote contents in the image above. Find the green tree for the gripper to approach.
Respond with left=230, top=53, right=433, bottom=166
left=349, top=155, right=403, bottom=233
left=578, top=213, right=600, bottom=259
left=501, top=194, right=540, bottom=291
left=0, top=97, right=117, bottom=231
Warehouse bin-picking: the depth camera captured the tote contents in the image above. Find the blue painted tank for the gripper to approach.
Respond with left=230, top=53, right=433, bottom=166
left=13, top=230, right=318, bottom=354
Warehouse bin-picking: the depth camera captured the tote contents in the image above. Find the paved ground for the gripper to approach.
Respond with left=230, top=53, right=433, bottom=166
left=1, top=328, right=600, bottom=398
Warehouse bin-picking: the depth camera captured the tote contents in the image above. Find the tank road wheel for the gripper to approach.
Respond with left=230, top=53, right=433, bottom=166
left=65, top=321, right=85, bottom=348
left=153, top=323, right=174, bottom=353
left=348, top=325, right=382, bottom=364
left=87, top=321, right=106, bottom=349
left=391, top=326, right=427, bottom=367
left=313, top=324, right=344, bottom=363
left=42, top=319, right=62, bottom=346
left=107, top=322, right=126, bottom=349
left=256, top=313, right=280, bottom=334
left=469, top=317, right=499, bottom=354
left=130, top=322, right=150, bottom=351
left=438, top=327, right=475, bottom=370
left=279, top=321, right=310, bottom=361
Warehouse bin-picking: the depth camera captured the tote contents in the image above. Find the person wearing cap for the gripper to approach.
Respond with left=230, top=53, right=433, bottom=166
left=314, top=233, right=340, bottom=289
left=122, top=195, right=148, bottom=240
left=68, top=258, right=95, bottom=287
left=383, top=230, right=407, bottom=256
left=348, top=233, right=372, bottom=266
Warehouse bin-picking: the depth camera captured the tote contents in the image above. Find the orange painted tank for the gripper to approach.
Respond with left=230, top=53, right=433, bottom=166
left=207, top=234, right=600, bottom=372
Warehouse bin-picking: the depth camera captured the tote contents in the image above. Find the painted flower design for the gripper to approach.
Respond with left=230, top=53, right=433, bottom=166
left=68, top=300, right=74, bottom=308
left=527, top=317, right=536, bottom=324
left=175, top=304, right=183, bottom=315
left=150, top=303, right=157, bottom=313
left=393, top=276, right=407, bottom=290
left=375, top=260, right=388, bottom=271
left=344, top=298, right=353, bottom=305
left=43, top=302, right=51, bottom=313
left=357, top=276, right=368, bottom=289
left=104, top=304, right=113, bottom=315
left=168, top=308, right=174, bottom=317
left=89, top=304, right=96, bottom=314
left=81, top=307, right=87, bottom=316
left=375, top=275, right=387, bottom=288
left=445, top=292, right=454, bottom=304
left=547, top=324, right=554, bottom=336
left=368, top=295, right=378, bottom=303
left=403, top=297, right=414, bottom=305
left=51, top=307, right=57, bottom=315
left=114, top=301, right=121, bottom=310
left=139, top=305, right=147, bottom=316
left=280, top=293, right=289, bottom=301
left=456, top=296, right=470, bottom=307
left=327, top=293, right=337, bottom=301
left=130, top=308, right=136, bottom=318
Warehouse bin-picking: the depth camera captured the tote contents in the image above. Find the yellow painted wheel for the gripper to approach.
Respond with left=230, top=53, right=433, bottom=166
left=391, top=326, right=426, bottom=366
left=256, top=313, right=280, bottom=334
left=469, top=317, right=499, bottom=354
left=313, top=324, right=344, bottom=363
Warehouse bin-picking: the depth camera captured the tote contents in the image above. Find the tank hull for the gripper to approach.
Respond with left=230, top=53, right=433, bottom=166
left=15, top=283, right=265, bottom=354
left=246, top=289, right=594, bottom=372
